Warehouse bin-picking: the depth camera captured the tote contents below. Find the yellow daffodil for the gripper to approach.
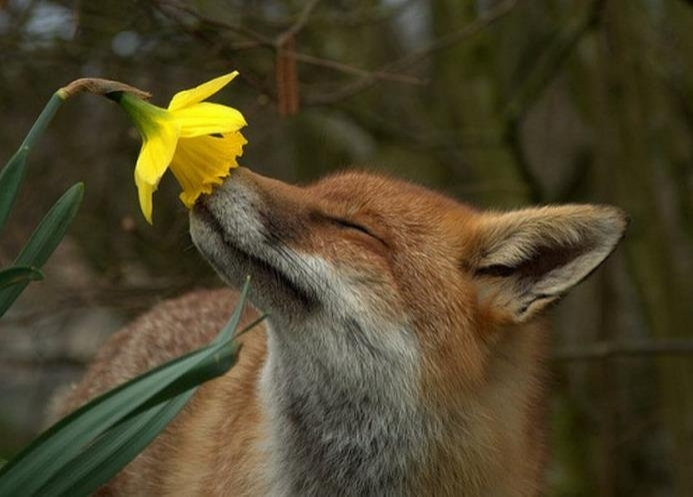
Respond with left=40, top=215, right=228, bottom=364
left=111, top=71, right=247, bottom=223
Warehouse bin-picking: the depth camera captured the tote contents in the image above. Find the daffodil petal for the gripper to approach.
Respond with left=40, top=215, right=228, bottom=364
left=134, top=120, right=179, bottom=185
left=170, top=132, right=247, bottom=208
left=171, top=102, right=247, bottom=138
left=132, top=120, right=179, bottom=222
left=167, top=72, right=239, bottom=112
left=134, top=173, right=155, bottom=224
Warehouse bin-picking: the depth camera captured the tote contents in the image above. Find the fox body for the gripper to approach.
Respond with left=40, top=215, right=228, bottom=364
left=59, top=168, right=627, bottom=496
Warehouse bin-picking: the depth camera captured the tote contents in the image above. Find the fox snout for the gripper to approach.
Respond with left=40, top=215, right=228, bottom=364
left=192, top=167, right=312, bottom=249
left=190, top=168, right=320, bottom=315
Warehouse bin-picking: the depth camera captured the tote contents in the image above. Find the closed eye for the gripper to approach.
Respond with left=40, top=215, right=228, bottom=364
left=329, top=217, right=388, bottom=246
left=332, top=217, right=372, bottom=236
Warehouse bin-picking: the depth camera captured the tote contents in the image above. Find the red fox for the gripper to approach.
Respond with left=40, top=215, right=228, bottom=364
left=59, top=168, right=627, bottom=496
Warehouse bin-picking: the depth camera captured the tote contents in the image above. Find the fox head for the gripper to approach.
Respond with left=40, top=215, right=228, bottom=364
left=190, top=167, right=627, bottom=391
left=190, top=167, right=626, bottom=336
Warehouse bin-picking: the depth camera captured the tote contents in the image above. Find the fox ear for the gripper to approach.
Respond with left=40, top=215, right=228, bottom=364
left=468, top=205, right=628, bottom=323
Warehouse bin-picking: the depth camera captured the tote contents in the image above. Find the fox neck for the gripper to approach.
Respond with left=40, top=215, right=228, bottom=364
left=259, top=314, right=426, bottom=497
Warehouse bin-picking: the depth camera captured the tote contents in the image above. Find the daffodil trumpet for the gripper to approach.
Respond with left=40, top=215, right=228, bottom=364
left=107, top=72, right=247, bottom=223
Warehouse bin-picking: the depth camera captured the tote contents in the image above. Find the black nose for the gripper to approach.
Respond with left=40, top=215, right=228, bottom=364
left=194, top=193, right=211, bottom=210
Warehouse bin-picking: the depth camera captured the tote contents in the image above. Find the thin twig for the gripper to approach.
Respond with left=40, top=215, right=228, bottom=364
left=238, top=0, right=417, bottom=29
left=5, top=339, right=693, bottom=371
left=388, top=0, right=519, bottom=71
left=304, top=0, right=520, bottom=104
left=154, top=0, right=425, bottom=91
left=292, top=52, right=424, bottom=85
left=275, top=0, right=320, bottom=47
left=0, top=356, right=87, bottom=369
left=156, top=0, right=272, bottom=46
left=503, top=0, right=605, bottom=123
left=153, top=1, right=275, bottom=97
left=552, top=340, right=693, bottom=362
left=501, top=0, right=606, bottom=203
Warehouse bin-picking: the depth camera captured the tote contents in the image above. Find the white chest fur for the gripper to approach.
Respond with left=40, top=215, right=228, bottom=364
left=259, top=316, right=424, bottom=497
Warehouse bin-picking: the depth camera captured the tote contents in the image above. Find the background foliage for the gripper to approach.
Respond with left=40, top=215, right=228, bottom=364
left=1, top=0, right=692, bottom=495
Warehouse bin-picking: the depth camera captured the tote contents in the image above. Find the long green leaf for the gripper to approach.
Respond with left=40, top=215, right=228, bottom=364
left=14, top=183, right=84, bottom=268
left=0, top=183, right=83, bottom=317
left=0, top=150, right=28, bottom=234
left=0, top=266, right=43, bottom=290
left=0, top=338, right=236, bottom=495
left=0, top=92, right=64, bottom=234
left=0, top=279, right=257, bottom=496
left=43, top=391, right=195, bottom=497
left=212, top=275, right=252, bottom=345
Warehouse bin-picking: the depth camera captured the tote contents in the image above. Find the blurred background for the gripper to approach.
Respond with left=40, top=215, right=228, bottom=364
left=1, top=0, right=692, bottom=495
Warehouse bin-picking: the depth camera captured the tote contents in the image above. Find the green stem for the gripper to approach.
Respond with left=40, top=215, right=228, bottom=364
left=0, top=92, right=65, bottom=234
left=20, top=92, right=65, bottom=151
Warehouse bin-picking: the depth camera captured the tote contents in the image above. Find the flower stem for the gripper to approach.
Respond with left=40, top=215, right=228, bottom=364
left=20, top=92, right=65, bottom=151
left=0, top=92, right=65, bottom=234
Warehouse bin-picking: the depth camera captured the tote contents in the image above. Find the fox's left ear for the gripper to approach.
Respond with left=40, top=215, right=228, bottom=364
left=467, top=205, right=628, bottom=323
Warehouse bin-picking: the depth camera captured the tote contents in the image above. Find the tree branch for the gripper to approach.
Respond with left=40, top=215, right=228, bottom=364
left=154, top=0, right=424, bottom=90
left=154, top=0, right=512, bottom=106
left=275, top=0, right=320, bottom=47
left=503, top=0, right=605, bottom=124
left=552, top=340, right=693, bottom=362
left=501, top=0, right=606, bottom=203
left=5, top=340, right=693, bottom=372
left=304, top=0, right=520, bottom=104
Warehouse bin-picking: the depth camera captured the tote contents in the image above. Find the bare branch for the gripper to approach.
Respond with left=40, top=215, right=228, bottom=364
left=389, top=0, right=520, bottom=71
left=152, top=1, right=275, bottom=97
left=237, top=0, right=418, bottom=29
left=5, top=339, right=693, bottom=372
left=304, top=0, right=520, bottom=105
left=501, top=0, right=605, bottom=203
left=275, top=0, right=320, bottom=47
left=552, top=340, right=693, bottom=362
left=156, top=0, right=273, bottom=47
left=504, top=0, right=605, bottom=123
left=153, top=0, right=424, bottom=95
left=291, top=52, right=424, bottom=86
left=0, top=356, right=87, bottom=370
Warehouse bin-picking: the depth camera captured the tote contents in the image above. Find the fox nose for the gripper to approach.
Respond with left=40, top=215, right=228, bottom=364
left=215, top=166, right=261, bottom=196
left=227, top=166, right=258, bottom=184
left=194, top=166, right=254, bottom=207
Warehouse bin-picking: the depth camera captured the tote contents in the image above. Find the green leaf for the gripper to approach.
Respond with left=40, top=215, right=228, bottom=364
left=0, top=278, right=263, bottom=497
left=212, top=275, right=252, bottom=345
left=0, top=150, right=28, bottom=234
left=0, top=337, right=236, bottom=495
left=0, top=183, right=83, bottom=317
left=40, top=391, right=195, bottom=497
left=0, top=266, right=43, bottom=290
left=0, top=92, right=64, bottom=235
left=14, top=183, right=84, bottom=268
